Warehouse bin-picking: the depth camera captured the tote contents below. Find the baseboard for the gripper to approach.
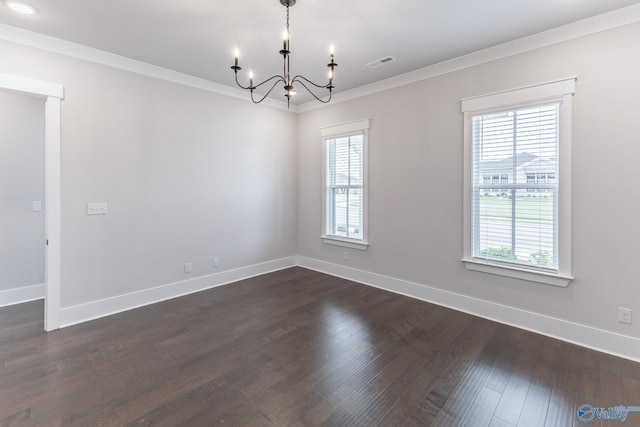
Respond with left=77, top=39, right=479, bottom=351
left=59, top=256, right=297, bottom=328
left=296, top=256, right=640, bottom=363
left=0, top=283, right=45, bottom=307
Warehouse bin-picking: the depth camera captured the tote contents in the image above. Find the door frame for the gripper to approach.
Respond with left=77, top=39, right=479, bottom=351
left=0, top=73, right=63, bottom=331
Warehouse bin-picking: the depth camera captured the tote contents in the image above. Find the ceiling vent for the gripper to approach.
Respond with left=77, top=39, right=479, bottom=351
left=366, top=56, right=396, bottom=69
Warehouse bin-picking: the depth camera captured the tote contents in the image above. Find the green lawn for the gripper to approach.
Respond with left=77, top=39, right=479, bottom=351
left=479, top=195, right=554, bottom=224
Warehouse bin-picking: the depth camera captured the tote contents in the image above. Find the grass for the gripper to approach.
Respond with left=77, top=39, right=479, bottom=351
left=479, top=194, right=554, bottom=223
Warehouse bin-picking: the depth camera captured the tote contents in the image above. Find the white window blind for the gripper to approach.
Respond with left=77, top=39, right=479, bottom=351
left=462, top=78, right=574, bottom=286
left=324, top=133, right=364, bottom=241
left=471, top=103, right=559, bottom=270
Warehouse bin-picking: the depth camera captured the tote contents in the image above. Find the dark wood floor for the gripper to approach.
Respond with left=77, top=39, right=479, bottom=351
left=1, top=267, right=640, bottom=426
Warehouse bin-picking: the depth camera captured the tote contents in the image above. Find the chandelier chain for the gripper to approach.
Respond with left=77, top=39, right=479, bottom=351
left=286, top=5, right=290, bottom=84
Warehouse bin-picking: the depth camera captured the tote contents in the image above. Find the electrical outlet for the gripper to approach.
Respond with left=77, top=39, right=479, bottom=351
left=184, top=262, right=192, bottom=273
left=213, top=257, right=219, bottom=267
left=618, top=307, right=632, bottom=324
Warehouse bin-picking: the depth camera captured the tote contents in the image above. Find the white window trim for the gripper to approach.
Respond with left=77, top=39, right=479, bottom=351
left=322, top=236, right=369, bottom=251
left=461, top=78, right=575, bottom=287
left=321, top=119, right=370, bottom=251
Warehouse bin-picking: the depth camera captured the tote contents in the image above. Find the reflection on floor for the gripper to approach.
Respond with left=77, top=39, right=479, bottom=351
left=1, top=267, right=639, bottom=426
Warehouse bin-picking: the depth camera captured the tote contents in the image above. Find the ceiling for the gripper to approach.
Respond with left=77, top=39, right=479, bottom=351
left=1, top=0, right=639, bottom=105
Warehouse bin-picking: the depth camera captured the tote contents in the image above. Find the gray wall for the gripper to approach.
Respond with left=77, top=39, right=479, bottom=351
left=0, top=39, right=298, bottom=309
left=1, top=19, right=638, bottom=345
left=0, top=91, right=45, bottom=292
left=297, top=22, right=640, bottom=339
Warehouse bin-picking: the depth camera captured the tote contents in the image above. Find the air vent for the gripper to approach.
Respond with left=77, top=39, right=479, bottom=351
left=366, top=56, right=396, bottom=69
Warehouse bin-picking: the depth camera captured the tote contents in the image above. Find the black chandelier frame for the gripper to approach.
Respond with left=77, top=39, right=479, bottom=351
left=231, top=0, right=337, bottom=108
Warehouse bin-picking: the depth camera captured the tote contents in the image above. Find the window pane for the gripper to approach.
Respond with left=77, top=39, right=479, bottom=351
left=477, top=192, right=515, bottom=262
left=328, top=135, right=364, bottom=186
left=349, top=136, right=363, bottom=183
left=514, top=189, right=556, bottom=268
left=334, top=137, right=350, bottom=186
left=332, top=188, right=348, bottom=237
left=324, top=132, right=365, bottom=241
left=471, top=103, right=559, bottom=270
left=347, top=188, right=363, bottom=239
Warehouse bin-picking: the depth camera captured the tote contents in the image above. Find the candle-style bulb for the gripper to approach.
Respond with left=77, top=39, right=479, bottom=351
left=234, top=49, right=239, bottom=66
left=249, top=71, right=254, bottom=87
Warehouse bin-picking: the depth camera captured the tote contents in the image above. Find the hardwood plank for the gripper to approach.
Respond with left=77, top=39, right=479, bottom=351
left=529, top=340, right=560, bottom=394
left=300, top=383, right=356, bottom=426
left=0, top=267, right=638, bottom=426
left=319, top=407, right=354, bottom=427
left=348, top=314, right=482, bottom=425
left=427, top=325, right=518, bottom=427
left=339, top=314, right=457, bottom=418
left=516, top=385, right=551, bottom=427
left=483, top=330, right=529, bottom=394
left=381, top=315, right=497, bottom=426
left=544, top=342, right=579, bottom=427
left=492, top=362, right=533, bottom=424
left=459, top=386, right=502, bottom=427
left=490, top=417, right=515, bottom=427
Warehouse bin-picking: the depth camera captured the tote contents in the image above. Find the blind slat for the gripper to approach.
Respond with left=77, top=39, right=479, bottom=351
left=471, top=104, right=559, bottom=270
left=325, top=133, right=365, bottom=240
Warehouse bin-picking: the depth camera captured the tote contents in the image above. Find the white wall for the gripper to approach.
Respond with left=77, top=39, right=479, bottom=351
left=0, top=39, right=298, bottom=317
left=0, top=91, right=45, bottom=296
left=297, top=23, right=640, bottom=355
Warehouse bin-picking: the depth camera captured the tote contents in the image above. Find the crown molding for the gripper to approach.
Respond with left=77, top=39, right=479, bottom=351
left=2, top=2, right=639, bottom=115
left=0, top=23, right=293, bottom=112
left=297, top=3, right=640, bottom=113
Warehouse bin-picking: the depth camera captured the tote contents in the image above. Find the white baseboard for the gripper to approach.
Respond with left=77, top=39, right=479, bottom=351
left=41, top=254, right=640, bottom=362
left=59, top=256, right=297, bottom=328
left=0, top=283, right=45, bottom=307
left=297, top=256, right=640, bottom=363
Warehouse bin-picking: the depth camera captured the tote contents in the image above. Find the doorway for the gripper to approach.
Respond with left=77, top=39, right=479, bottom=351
left=0, top=91, right=45, bottom=313
left=0, top=74, right=63, bottom=331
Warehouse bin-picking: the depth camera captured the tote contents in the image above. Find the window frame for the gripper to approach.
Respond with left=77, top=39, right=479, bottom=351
left=461, top=78, right=575, bottom=287
left=321, top=119, right=370, bottom=251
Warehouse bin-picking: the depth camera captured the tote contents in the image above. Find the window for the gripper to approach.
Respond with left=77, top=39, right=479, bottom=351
left=461, top=78, right=575, bottom=286
left=321, top=119, right=369, bottom=250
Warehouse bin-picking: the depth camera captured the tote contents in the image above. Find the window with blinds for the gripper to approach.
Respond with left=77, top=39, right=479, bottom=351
left=471, top=103, right=559, bottom=270
left=321, top=119, right=369, bottom=249
left=324, top=133, right=364, bottom=240
left=461, top=78, right=574, bottom=286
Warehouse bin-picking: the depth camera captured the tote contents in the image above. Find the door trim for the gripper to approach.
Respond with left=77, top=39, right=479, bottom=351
left=0, top=73, right=63, bottom=331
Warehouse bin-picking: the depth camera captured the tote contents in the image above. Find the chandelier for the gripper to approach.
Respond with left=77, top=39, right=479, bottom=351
left=231, top=0, right=337, bottom=108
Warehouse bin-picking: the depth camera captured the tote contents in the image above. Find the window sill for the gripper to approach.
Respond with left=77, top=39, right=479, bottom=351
left=322, top=236, right=369, bottom=251
left=462, top=258, right=573, bottom=287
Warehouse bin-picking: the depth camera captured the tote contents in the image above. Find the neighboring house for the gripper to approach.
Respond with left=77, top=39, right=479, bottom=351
left=478, top=152, right=556, bottom=194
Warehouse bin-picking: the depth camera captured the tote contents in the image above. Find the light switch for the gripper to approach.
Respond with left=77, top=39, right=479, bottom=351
left=32, top=201, right=42, bottom=212
left=87, top=202, right=108, bottom=215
